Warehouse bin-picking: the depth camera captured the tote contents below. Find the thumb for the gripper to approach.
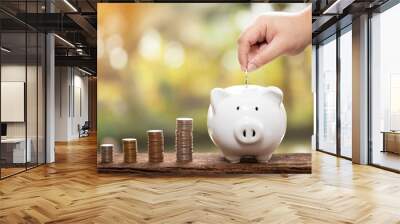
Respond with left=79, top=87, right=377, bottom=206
left=247, top=38, right=283, bottom=72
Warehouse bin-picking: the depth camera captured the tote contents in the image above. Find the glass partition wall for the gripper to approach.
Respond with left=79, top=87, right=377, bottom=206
left=0, top=2, right=46, bottom=179
left=316, top=27, right=353, bottom=159
left=1, top=30, right=27, bottom=177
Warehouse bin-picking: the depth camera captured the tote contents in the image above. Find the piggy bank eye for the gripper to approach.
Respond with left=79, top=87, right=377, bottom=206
left=236, top=106, right=240, bottom=110
left=255, top=106, right=259, bottom=111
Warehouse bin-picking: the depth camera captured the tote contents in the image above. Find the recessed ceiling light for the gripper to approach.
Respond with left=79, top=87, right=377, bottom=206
left=1, top=47, right=11, bottom=53
left=323, top=0, right=353, bottom=15
left=63, top=0, right=78, bottom=12
left=54, top=34, right=75, bottom=48
left=78, top=67, right=93, bottom=76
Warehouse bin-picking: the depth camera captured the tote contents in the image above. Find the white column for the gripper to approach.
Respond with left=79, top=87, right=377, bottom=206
left=45, top=0, right=56, bottom=163
left=46, top=32, right=55, bottom=163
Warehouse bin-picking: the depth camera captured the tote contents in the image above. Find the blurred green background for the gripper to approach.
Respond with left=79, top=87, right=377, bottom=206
left=98, top=3, right=312, bottom=153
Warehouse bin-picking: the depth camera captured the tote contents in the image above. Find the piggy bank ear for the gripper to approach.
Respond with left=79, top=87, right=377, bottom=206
left=211, top=88, right=229, bottom=112
left=260, top=87, right=283, bottom=104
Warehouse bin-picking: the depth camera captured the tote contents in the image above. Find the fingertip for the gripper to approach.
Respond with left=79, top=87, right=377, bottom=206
left=247, top=62, right=257, bottom=72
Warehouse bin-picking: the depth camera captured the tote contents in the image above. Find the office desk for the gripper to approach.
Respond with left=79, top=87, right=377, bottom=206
left=1, top=138, right=31, bottom=164
left=382, top=131, right=400, bottom=154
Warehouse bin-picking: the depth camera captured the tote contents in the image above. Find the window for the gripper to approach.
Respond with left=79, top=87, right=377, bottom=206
left=370, top=3, right=400, bottom=171
left=317, top=37, right=337, bottom=154
left=339, top=28, right=352, bottom=158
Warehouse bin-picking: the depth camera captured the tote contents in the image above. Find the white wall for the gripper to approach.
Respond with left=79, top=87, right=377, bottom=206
left=55, top=67, right=69, bottom=141
left=54, top=67, right=89, bottom=141
left=72, top=73, right=89, bottom=138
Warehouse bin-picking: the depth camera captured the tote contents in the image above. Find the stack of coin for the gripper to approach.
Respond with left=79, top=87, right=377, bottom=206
left=175, top=118, right=193, bottom=162
left=122, top=138, right=137, bottom=163
left=100, top=144, right=113, bottom=163
left=147, top=130, right=164, bottom=162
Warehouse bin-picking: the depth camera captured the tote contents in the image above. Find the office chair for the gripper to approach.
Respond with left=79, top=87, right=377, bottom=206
left=79, top=121, right=90, bottom=138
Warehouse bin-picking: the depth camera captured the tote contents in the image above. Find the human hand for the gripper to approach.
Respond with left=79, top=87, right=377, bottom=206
left=237, top=6, right=311, bottom=72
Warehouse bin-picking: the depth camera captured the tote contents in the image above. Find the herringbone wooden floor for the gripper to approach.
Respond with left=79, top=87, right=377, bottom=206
left=1, top=135, right=400, bottom=224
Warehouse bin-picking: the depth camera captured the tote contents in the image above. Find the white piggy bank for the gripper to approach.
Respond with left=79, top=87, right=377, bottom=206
left=207, top=85, right=286, bottom=163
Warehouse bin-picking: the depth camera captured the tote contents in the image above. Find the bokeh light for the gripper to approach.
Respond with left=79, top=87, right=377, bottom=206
left=138, top=29, right=162, bottom=60
left=164, top=41, right=185, bottom=68
left=109, top=47, right=128, bottom=70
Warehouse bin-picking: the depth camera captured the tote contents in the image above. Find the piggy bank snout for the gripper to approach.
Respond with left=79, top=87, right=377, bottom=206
left=234, top=118, right=263, bottom=144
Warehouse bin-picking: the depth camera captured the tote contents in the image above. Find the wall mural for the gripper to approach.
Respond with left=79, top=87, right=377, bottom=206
left=97, top=3, right=312, bottom=174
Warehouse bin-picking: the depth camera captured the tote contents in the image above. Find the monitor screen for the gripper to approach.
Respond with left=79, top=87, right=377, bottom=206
left=1, top=123, right=7, bottom=137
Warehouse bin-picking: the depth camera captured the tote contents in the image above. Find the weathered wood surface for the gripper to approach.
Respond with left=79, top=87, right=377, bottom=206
left=97, top=153, right=311, bottom=175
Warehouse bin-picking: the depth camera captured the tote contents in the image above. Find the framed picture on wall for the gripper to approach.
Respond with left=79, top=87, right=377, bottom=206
left=1, top=81, right=25, bottom=122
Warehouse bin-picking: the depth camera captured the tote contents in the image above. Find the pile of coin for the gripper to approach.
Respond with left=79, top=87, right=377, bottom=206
left=147, top=130, right=164, bottom=162
left=100, top=144, right=114, bottom=163
left=122, top=138, right=137, bottom=163
left=175, top=118, right=193, bottom=162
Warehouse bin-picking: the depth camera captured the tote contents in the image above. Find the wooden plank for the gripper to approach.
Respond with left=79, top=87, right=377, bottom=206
left=97, top=153, right=311, bottom=175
